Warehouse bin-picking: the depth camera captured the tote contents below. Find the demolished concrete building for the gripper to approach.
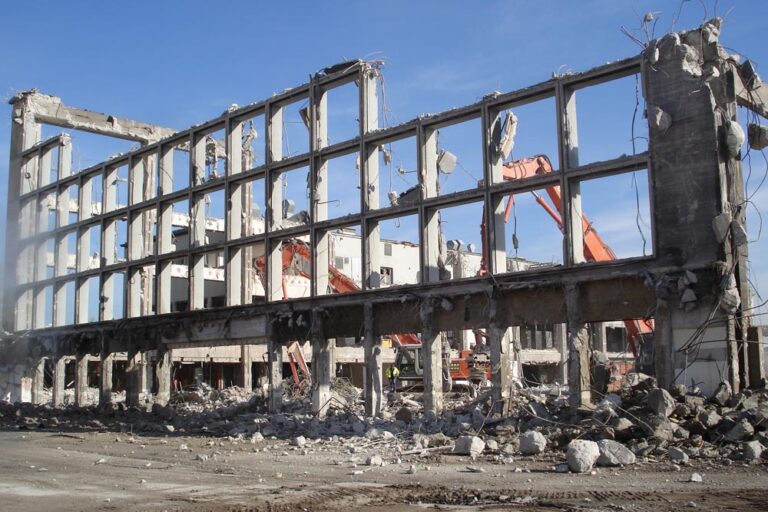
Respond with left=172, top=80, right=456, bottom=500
left=0, top=19, right=765, bottom=418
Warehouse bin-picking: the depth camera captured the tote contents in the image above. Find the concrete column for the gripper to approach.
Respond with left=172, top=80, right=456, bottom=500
left=489, top=300, right=511, bottom=415
left=52, top=356, right=66, bottom=407
left=74, top=354, right=89, bottom=407
left=31, top=358, right=46, bottom=405
left=653, top=298, right=674, bottom=389
left=155, top=350, right=172, bottom=405
left=420, top=301, right=443, bottom=415
left=125, top=349, right=143, bottom=407
left=593, top=322, right=607, bottom=353
left=311, top=314, right=334, bottom=417
left=240, top=344, right=253, bottom=390
left=747, top=326, right=766, bottom=387
left=553, top=323, right=568, bottom=384
left=267, top=322, right=283, bottom=412
left=565, top=285, right=591, bottom=410
left=363, top=303, right=383, bottom=417
left=99, top=353, right=113, bottom=407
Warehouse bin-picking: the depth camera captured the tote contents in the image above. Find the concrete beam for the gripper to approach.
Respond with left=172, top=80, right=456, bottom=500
left=12, top=91, right=176, bottom=143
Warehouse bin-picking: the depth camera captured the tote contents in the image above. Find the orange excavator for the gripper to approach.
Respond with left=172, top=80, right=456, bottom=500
left=256, top=239, right=488, bottom=391
left=478, top=155, right=654, bottom=358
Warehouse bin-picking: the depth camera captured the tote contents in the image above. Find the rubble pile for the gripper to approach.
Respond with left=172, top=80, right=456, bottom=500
left=0, top=374, right=765, bottom=474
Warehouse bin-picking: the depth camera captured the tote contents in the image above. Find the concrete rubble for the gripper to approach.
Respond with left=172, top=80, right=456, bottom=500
left=1, top=373, right=765, bottom=474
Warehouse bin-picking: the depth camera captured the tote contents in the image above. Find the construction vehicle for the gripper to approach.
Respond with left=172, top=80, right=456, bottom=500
left=258, top=153, right=654, bottom=391
left=478, top=154, right=654, bottom=359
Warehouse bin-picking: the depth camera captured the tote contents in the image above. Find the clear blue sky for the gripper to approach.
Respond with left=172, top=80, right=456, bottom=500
left=1, top=1, right=767, bottom=321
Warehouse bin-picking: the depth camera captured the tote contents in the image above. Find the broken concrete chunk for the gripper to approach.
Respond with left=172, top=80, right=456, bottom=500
left=730, top=220, right=748, bottom=248
left=290, top=436, right=307, bottom=448
left=712, top=212, right=732, bottom=244
left=680, top=288, right=698, bottom=304
left=743, top=440, right=764, bottom=462
left=519, top=431, right=547, bottom=455
left=648, top=388, right=676, bottom=417
left=689, top=472, right=703, bottom=483
left=566, top=440, right=600, bottom=473
left=366, top=454, right=384, bottom=467
left=711, top=382, right=732, bottom=406
left=669, top=446, right=690, bottom=463
left=748, top=123, right=768, bottom=150
left=725, top=120, right=745, bottom=159
left=724, top=419, right=754, bottom=442
left=698, top=409, right=722, bottom=428
left=648, top=105, right=672, bottom=132
left=596, top=440, right=636, bottom=467
left=453, top=436, right=485, bottom=457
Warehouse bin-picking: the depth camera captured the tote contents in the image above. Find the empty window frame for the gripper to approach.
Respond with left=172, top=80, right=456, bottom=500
left=102, top=271, right=125, bottom=321
left=317, top=151, right=360, bottom=221
left=191, top=249, right=226, bottom=310
left=56, top=230, right=78, bottom=277
left=40, top=125, right=135, bottom=173
left=276, top=98, right=310, bottom=159
left=130, top=150, right=159, bottom=204
left=571, top=73, right=648, bottom=165
left=367, top=214, right=420, bottom=288
left=489, top=96, right=560, bottom=186
left=54, top=280, right=76, bottom=326
left=34, top=284, right=54, bottom=329
left=368, top=134, right=419, bottom=210
left=270, top=165, right=310, bottom=231
left=229, top=175, right=265, bottom=239
left=158, top=139, right=190, bottom=195
left=39, top=191, right=57, bottom=233
left=159, top=198, right=189, bottom=254
left=193, top=124, right=227, bottom=186
left=127, top=264, right=157, bottom=318
left=103, top=216, right=128, bottom=265
left=191, top=188, right=225, bottom=247
left=159, top=256, right=189, bottom=314
left=77, top=275, right=100, bottom=324
left=104, top=162, right=128, bottom=213
left=317, top=224, right=362, bottom=296
left=81, top=172, right=103, bottom=219
left=233, top=111, right=265, bottom=172
left=492, top=187, right=564, bottom=273
left=129, top=207, right=158, bottom=260
left=572, top=169, right=652, bottom=262
left=267, top=234, right=311, bottom=301
left=425, top=117, right=483, bottom=197
left=323, top=79, right=360, bottom=146
left=229, top=241, right=266, bottom=306
left=78, top=223, right=101, bottom=271
left=426, top=201, right=484, bottom=281
left=58, top=182, right=79, bottom=227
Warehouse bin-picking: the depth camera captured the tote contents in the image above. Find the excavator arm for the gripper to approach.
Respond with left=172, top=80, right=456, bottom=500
left=482, top=155, right=653, bottom=357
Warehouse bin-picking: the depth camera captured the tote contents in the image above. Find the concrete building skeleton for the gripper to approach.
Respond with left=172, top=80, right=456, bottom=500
left=0, top=20, right=765, bottom=416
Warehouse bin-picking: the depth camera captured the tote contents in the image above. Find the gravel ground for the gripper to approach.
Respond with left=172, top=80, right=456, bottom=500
left=1, top=430, right=766, bottom=512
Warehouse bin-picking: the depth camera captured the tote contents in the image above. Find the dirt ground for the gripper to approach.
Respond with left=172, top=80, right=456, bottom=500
left=0, top=429, right=766, bottom=512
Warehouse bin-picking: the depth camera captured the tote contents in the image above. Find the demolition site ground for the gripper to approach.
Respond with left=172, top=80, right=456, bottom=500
left=0, top=428, right=766, bottom=512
